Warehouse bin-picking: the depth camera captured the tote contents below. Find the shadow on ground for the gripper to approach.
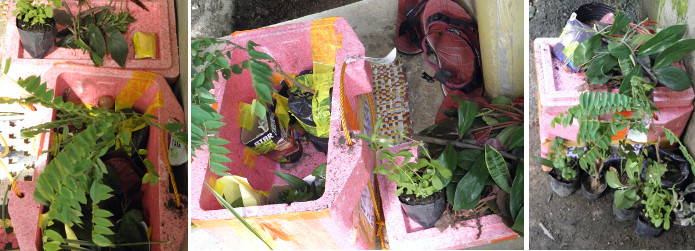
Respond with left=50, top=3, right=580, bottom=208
left=529, top=0, right=695, bottom=249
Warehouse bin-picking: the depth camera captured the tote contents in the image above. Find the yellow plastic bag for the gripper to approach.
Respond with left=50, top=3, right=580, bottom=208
left=133, top=32, right=157, bottom=59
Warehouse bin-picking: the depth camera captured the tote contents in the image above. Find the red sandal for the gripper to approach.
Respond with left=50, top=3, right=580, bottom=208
left=395, top=0, right=428, bottom=55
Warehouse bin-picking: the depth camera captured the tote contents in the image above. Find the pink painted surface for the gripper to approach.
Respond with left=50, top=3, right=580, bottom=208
left=8, top=64, right=186, bottom=250
left=2, top=0, right=179, bottom=82
left=376, top=143, right=518, bottom=250
left=8, top=181, right=40, bottom=250
left=534, top=38, right=695, bottom=143
left=189, top=17, right=376, bottom=249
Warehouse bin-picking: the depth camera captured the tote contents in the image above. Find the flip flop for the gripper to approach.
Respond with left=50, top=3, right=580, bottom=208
left=420, top=0, right=482, bottom=95
left=395, top=0, right=427, bottom=55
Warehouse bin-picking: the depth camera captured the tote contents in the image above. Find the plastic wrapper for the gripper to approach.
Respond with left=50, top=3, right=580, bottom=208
left=133, top=31, right=156, bottom=59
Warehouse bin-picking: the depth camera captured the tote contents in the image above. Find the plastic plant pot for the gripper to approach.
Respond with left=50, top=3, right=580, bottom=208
left=548, top=169, right=580, bottom=197
left=641, top=146, right=691, bottom=190
left=580, top=172, right=607, bottom=201
left=635, top=215, right=664, bottom=238
left=613, top=203, right=640, bottom=222
left=16, top=17, right=55, bottom=59
left=399, top=190, right=447, bottom=229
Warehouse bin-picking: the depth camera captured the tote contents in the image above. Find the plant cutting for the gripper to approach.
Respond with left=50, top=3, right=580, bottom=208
left=637, top=161, right=675, bottom=237
left=673, top=183, right=695, bottom=226
left=268, top=163, right=326, bottom=205
left=0, top=71, right=186, bottom=249
left=13, top=0, right=62, bottom=58
left=538, top=137, right=580, bottom=197
left=357, top=119, right=452, bottom=229
left=640, top=145, right=691, bottom=190
left=53, top=0, right=135, bottom=67
left=606, top=144, right=643, bottom=222
left=191, top=38, right=315, bottom=176
left=572, top=10, right=695, bottom=93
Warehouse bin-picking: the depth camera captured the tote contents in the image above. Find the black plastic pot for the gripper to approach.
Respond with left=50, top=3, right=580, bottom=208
left=399, top=190, right=446, bottom=229
left=16, top=16, right=56, bottom=59
left=574, top=2, right=615, bottom=25
left=641, top=146, right=691, bottom=190
left=548, top=169, right=579, bottom=197
left=580, top=172, right=607, bottom=201
left=613, top=203, right=640, bottom=222
left=636, top=215, right=664, bottom=237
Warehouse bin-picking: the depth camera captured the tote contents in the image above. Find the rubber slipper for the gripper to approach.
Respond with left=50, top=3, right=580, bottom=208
left=395, top=0, right=427, bottom=55
left=420, top=0, right=482, bottom=94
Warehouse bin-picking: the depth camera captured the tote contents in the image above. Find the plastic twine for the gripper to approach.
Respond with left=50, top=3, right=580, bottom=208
left=366, top=92, right=388, bottom=249
left=160, top=129, right=181, bottom=208
left=339, top=61, right=353, bottom=146
left=0, top=134, right=21, bottom=197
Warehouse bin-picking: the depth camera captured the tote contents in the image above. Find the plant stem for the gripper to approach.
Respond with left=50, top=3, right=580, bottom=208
left=412, top=135, right=522, bottom=162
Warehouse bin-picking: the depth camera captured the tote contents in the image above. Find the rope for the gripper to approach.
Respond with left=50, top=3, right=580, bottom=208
left=366, top=92, right=387, bottom=249
left=0, top=134, right=21, bottom=197
left=160, top=129, right=181, bottom=208
left=339, top=61, right=353, bottom=146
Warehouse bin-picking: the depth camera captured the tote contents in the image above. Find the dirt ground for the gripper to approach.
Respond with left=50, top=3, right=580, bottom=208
left=529, top=0, right=695, bottom=249
left=233, top=0, right=361, bottom=31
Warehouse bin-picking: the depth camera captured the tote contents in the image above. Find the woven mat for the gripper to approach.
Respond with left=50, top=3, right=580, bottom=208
left=371, top=59, right=412, bottom=141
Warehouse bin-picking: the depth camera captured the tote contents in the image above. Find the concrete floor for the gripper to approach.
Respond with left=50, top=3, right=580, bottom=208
left=190, top=0, right=523, bottom=249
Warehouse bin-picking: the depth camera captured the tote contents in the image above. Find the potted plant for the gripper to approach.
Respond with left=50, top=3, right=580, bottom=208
left=538, top=137, right=580, bottom=197
left=640, top=145, right=691, bottom=190
left=357, top=120, right=452, bottom=229
left=606, top=145, right=644, bottom=222
left=637, top=162, right=675, bottom=237
left=13, top=0, right=62, bottom=58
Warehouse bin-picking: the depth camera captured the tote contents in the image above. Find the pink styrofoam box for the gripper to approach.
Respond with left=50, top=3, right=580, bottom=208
left=9, top=64, right=186, bottom=251
left=3, top=0, right=179, bottom=82
left=190, top=17, right=376, bottom=249
left=376, top=143, right=519, bottom=250
left=534, top=37, right=695, bottom=143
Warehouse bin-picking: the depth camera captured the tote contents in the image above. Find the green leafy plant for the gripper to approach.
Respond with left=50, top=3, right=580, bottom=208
left=191, top=38, right=313, bottom=177
left=572, top=10, right=695, bottom=92
left=357, top=119, right=452, bottom=199
left=54, top=1, right=134, bottom=67
left=0, top=74, right=185, bottom=249
left=13, top=0, right=62, bottom=26
left=606, top=145, right=643, bottom=210
left=538, top=137, right=578, bottom=181
left=640, top=161, right=675, bottom=230
left=270, top=163, right=326, bottom=204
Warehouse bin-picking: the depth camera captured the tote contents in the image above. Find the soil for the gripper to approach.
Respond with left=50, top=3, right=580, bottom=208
left=399, top=189, right=442, bottom=206
left=529, top=0, right=695, bottom=249
left=581, top=174, right=605, bottom=194
left=232, top=0, right=361, bottom=31
left=16, top=16, right=54, bottom=33
left=662, top=165, right=682, bottom=183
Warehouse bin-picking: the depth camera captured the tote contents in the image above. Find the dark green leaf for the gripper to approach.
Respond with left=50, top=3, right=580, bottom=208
left=653, top=65, right=692, bottom=92
left=619, top=66, right=642, bottom=95
left=608, top=42, right=631, bottom=59
left=653, top=39, right=695, bottom=68
left=312, top=163, right=327, bottom=177
left=573, top=35, right=601, bottom=66
left=610, top=11, right=630, bottom=35
left=457, top=99, right=478, bottom=139
left=485, top=144, right=512, bottom=192
left=510, top=162, right=523, bottom=220
left=272, top=171, right=309, bottom=191
left=638, top=24, right=686, bottom=55
left=248, top=49, right=273, bottom=60
left=453, top=154, right=487, bottom=210
left=232, top=64, right=243, bottom=74
left=105, top=28, right=128, bottom=68
left=87, top=24, right=105, bottom=58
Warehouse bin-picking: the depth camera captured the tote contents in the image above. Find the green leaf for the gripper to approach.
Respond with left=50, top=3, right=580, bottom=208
left=638, top=24, right=686, bottom=55
left=248, top=49, right=273, bottom=60
left=435, top=143, right=457, bottom=187
left=105, top=28, right=128, bottom=68
left=94, top=224, right=115, bottom=235
left=272, top=171, right=309, bottom=191
left=92, top=233, right=112, bottom=247
left=210, top=153, right=232, bottom=163
left=453, top=154, right=487, bottom=210
left=216, top=56, right=229, bottom=69
left=312, top=163, right=327, bottom=177
left=44, top=229, right=65, bottom=243
left=456, top=99, right=478, bottom=138
left=619, top=66, right=642, bottom=95
left=608, top=42, right=631, bottom=59
left=209, top=145, right=231, bottom=154
left=165, top=122, right=185, bottom=132
left=606, top=169, right=624, bottom=189
left=87, top=24, right=105, bottom=57
left=252, top=83, right=273, bottom=105
left=510, top=162, right=523, bottom=220
left=511, top=207, right=524, bottom=236
left=232, top=64, right=243, bottom=74
left=609, top=11, right=630, bottom=35
left=457, top=149, right=483, bottom=169
left=653, top=39, right=695, bottom=68
left=653, top=65, right=692, bottom=92
left=207, top=137, right=230, bottom=146
left=573, top=35, right=601, bottom=66
left=3, top=58, right=10, bottom=74
left=142, top=173, right=151, bottom=184
left=485, top=144, right=512, bottom=193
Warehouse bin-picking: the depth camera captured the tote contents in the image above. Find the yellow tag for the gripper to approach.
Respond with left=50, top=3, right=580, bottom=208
left=133, top=32, right=157, bottom=59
